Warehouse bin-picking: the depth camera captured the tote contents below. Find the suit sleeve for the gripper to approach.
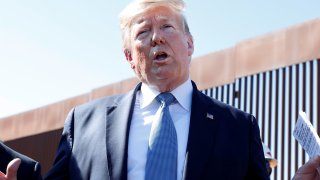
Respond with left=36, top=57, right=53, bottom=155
left=19, top=160, right=42, bottom=180
left=32, top=162, right=42, bottom=180
left=44, top=108, right=75, bottom=180
left=245, top=115, right=270, bottom=180
left=0, top=141, right=43, bottom=180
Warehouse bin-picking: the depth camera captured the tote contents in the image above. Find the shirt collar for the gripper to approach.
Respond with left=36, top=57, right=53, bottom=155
left=140, top=79, right=193, bottom=112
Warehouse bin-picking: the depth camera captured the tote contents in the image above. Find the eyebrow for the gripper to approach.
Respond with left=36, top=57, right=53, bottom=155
left=136, top=18, right=146, bottom=25
left=135, top=14, right=172, bottom=25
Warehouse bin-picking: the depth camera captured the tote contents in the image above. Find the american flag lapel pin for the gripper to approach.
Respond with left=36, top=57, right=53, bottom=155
left=206, top=113, right=214, bottom=120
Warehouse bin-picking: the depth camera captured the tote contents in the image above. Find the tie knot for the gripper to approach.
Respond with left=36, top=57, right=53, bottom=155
left=156, top=93, right=175, bottom=106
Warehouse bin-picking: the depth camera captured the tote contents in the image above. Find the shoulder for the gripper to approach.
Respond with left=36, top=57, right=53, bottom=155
left=79, top=93, right=125, bottom=109
left=191, top=81, right=253, bottom=122
left=61, top=91, right=134, bottom=128
left=196, top=90, right=253, bottom=123
left=73, top=92, right=129, bottom=116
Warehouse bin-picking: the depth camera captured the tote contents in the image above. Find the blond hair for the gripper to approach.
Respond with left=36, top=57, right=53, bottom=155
left=119, top=0, right=191, bottom=48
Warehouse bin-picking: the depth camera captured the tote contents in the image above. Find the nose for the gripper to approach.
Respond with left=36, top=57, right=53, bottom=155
left=151, top=29, right=165, bottom=46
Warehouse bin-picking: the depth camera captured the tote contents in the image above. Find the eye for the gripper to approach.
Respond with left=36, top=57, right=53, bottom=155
left=138, top=30, right=147, bottom=36
left=136, top=29, right=149, bottom=39
left=162, top=24, right=173, bottom=29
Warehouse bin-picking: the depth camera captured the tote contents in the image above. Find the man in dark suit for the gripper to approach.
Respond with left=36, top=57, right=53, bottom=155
left=44, top=0, right=269, bottom=179
left=1, top=0, right=320, bottom=179
left=44, top=82, right=269, bottom=179
left=2, top=0, right=269, bottom=179
left=0, top=141, right=41, bottom=180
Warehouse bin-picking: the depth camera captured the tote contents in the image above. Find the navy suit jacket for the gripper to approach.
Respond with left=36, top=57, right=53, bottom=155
left=45, top=82, right=269, bottom=180
left=0, top=141, right=42, bottom=180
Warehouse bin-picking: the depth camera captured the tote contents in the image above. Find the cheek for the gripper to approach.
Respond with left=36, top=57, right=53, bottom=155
left=133, top=51, right=149, bottom=71
left=170, top=35, right=189, bottom=53
left=132, top=40, right=148, bottom=56
left=133, top=41, right=151, bottom=63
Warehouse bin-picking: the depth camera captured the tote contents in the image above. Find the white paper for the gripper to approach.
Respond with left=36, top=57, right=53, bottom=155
left=293, top=111, right=320, bottom=158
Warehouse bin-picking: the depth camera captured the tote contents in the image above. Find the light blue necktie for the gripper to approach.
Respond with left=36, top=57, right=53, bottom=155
left=145, top=92, right=177, bottom=180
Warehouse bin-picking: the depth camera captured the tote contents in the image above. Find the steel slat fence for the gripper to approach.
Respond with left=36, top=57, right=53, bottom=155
left=201, top=59, right=319, bottom=180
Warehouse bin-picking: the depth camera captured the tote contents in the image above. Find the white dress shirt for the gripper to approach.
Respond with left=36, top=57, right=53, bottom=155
left=128, top=79, right=193, bottom=180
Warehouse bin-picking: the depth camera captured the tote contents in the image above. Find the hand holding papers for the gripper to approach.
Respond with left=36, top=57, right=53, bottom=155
left=293, top=111, right=320, bottom=158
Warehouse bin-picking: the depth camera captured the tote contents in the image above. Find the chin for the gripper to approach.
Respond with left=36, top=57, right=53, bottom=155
left=155, top=70, right=174, bottom=78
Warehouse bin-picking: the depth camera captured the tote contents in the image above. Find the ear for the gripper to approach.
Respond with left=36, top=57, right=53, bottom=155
left=124, top=49, right=135, bottom=69
left=186, top=35, right=194, bottom=56
left=124, top=49, right=132, bottom=61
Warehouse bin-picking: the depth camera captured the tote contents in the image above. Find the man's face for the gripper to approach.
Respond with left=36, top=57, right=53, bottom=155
left=124, top=5, right=194, bottom=92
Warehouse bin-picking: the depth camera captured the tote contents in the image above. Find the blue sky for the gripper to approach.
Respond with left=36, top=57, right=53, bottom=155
left=0, top=0, right=319, bottom=118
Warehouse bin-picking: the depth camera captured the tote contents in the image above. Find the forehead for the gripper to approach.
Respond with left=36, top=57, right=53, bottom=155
left=132, top=5, right=182, bottom=25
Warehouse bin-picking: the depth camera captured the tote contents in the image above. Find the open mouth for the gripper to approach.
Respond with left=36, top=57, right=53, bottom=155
left=154, top=52, right=168, bottom=61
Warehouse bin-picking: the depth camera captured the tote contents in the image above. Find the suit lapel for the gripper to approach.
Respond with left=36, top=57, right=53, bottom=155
left=105, top=83, right=141, bottom=180
left=183, top=82, right=219, bottom=180
left=104, top=81, right=218, bottom=180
